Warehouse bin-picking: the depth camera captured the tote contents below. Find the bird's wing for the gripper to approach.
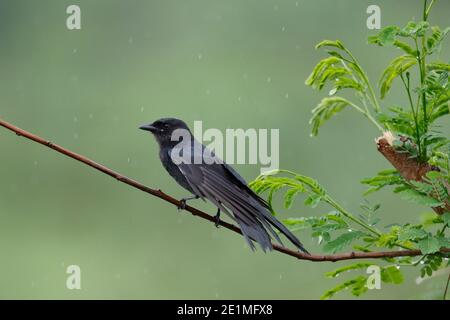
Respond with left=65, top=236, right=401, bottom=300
left=187, top=143, right=271, bottom=209
left=169, top=147, right=278, bottom=250
left=167, top=145, right=308, bottom=253
left=220, top=161, right=271, bottom=210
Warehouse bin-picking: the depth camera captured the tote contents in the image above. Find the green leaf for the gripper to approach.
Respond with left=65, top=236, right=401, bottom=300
left=397, top=188, right=444, bottom=207
left=442, top=212, right=450, bottom=225
left=437, top=236, right=450, bottom=248
left=284, top=188, right=300, bottom=209
left=361, top=169, right=404, bottom=195
left=398, top=226, right=428, bottom=242
left=378, top=26, right=400, bottom=45
left=332, top=77, right=363, bottom=93
left=399, top=21, right=429, bottom=37
left=315, top=40, right=344, bottom=50
left=325, top=263, right=373, bottom=278
left=305, top=56, right=341, bottom=88
left=393, top=40, right=418, bottom=56
left=321, top=276, right=368, bottom=299
left=282, top=217, right=317, bottom=230
left=304, top=194, right=322, bottom=208
left=430, top=96, right=450, bottom=122
left=379, top=55, right=417, bottom=99
left=310, top=96, right=352, bottom=136
left=417, top=236, right=441, bottom=254
left=381, top=266, right=404, bottom=284
left=323, top=231, right=365, bottom=253
left=294, top=174, right=327, bottom=196
left=427, top=62, right=450, bottom=72
left=369, top=26, right=399, bottom=46
left=376, top=231, right=399, bottom=248
left=426, top=26, right=450, bottom=54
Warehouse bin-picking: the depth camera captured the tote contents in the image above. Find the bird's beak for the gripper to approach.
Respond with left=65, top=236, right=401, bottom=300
left=139, top=124, right=157, bottom=133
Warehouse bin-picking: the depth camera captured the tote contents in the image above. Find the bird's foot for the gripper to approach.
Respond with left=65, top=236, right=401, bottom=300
left=214, top=209, right=221, bottom=228
left=177, top=195, right=199, bottom=211
left=177, top=199, right=187, bottom=211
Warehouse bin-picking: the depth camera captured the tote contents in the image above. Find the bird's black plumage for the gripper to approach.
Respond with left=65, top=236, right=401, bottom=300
left=140, top=118, right=308, bottom=253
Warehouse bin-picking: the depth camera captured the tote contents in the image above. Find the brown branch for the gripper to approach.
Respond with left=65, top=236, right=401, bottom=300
left=1, top=118, right=449, bottom=262
left=376, top=133, right=450, bottom=215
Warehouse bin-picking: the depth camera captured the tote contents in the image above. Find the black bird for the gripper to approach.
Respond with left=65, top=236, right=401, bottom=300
left=139, top=118, right=308, bottom=253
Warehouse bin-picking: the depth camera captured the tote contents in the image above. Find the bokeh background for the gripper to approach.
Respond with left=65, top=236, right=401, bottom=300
left=0, top=0, right=449, bottom=299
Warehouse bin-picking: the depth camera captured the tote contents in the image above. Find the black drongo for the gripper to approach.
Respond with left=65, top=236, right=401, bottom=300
left=140, top=118, right=308, bottom=253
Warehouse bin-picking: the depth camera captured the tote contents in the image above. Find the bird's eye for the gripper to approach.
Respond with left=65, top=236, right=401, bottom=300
left=164, top=124, right=169, bottom=129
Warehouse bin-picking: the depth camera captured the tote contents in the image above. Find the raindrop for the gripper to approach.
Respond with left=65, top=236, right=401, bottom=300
left=273, top=5, right=279, bottom=11
left=140, top=107, right=145, bottom=113
left=128, top=37, right=133, bottom=44
left=198, top=53, right=203, bottom=60
left=281, top=26, right=286, bottom=32
left=267, top=76, right=272, bottom=83
left=295, top=1, right=299, bottom=6
left=73, top=116, right=78, bottom=123
left=206, top=89, right=211, bottom=95
left=279, top=274, right=283, bottom=279
left=347, top=229, right=353, bottom=232
left=243, top=73, right=248, bottom=79
left=89, top=113, right=94, bottom=119
left=238, top=96, right=242, bottom=102
left=73, top=48, right=78, bottom=54
left=285, top=93, right=289, bottom=99
left=127, top=157, right=131, bottom=164
left=74, top=133, right=79, bottom=139
left=33, top=161, right=38, bottom=166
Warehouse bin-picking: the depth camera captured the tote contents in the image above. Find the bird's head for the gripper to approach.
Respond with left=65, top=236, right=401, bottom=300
left=139, top=118, right=191, bottom=146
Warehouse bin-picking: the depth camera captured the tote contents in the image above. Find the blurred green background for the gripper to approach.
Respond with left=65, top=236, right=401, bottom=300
left=0, top=0, right=449, bottom=299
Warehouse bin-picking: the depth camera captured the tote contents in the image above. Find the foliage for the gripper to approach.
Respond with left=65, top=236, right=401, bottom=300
left=251, top=0, right=450, bottom=299
left=361, top=169, right=449, bottom=210
left=321, top=264, right=404, bottom=299
left=304, top=1, right=450, bottom=164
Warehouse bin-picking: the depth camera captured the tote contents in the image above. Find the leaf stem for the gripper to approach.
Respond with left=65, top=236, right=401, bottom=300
left=417, top=0, right=432, bottom=160
left=400, top=72, right=423, bottom=157
left=444, top=272, right=450, bottom=300
left=325, top=197, right=382, bottom=237
left=425, top=0, right=436, bottom=21
left=343, top=48, right=382, bottom=113
left=348, top=101, right=384, bottom=132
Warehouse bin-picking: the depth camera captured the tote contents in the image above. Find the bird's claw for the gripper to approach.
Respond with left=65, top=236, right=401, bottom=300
left=214, top=217, right=220, bottom=228
left=177, top=199, right=187, bottom=211
left=214, top=209, right=221, bottom=228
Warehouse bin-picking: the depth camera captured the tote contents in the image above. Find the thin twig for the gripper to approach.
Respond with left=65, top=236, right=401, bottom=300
left=444, top=273, right=450, bottom=300
left=1, top=118, right=449, bottom=262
